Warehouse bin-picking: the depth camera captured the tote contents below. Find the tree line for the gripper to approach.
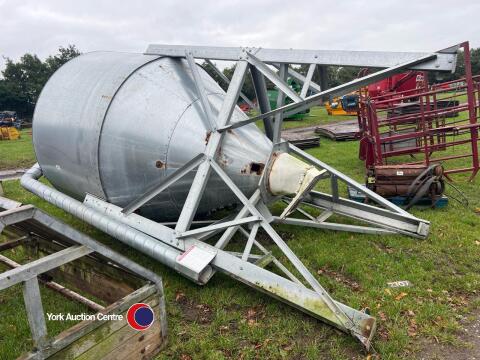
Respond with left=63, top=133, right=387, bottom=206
left=0, top=45, right=80, bottom=118
left=1, top=45, right=478, bottom=118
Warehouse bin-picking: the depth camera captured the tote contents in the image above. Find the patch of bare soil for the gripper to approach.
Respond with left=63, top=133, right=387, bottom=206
left=317, top=266, right=361, bottom=291
left=416, top=312, right=480, bottom=360
left=174, top=291, right=213, bottom=324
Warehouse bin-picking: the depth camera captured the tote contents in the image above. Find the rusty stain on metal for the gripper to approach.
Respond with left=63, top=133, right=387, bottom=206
left=249, top=162, right=265, bottom=175
left=155, top=160, right=165, bottom=169
left=205, top=131, right=212, bottom=145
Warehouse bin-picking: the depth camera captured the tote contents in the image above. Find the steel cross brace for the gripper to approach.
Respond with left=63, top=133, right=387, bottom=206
left=204, top=59, right=256, bottom=110
left=273, top=64, right=322, bottom=93
left=300, top=64, right=317, bottom=99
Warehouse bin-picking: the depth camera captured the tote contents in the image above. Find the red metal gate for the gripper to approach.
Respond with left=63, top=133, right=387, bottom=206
left=358, top=42, right=479, bottom=180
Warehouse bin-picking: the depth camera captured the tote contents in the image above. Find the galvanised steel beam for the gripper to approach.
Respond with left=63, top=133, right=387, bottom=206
left=301, top=192, right=428, bottom=238
left=274, top=217, right=395, bottom=235
left=241, top=223, right=259, bottom=261
left=211, top=246, right=375, bottom=348
left=250, top=66, right=274, bottom=140
left=289, top=144, right=415, bottom=216
left=145, top=44, right=457, bottom=71
left=177, top=216, right=261, bottom=238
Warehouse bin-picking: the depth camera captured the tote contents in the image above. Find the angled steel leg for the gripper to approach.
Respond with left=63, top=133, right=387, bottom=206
left=273, top=63, right=287, bottom=143
left=246, top=53, right=302, bottom=103
left=122, top=153, right=205, bottom=215
left=211, top=239, right=376, bottom=348
left=209, top=159, right=359, bottom=331
left=300, top=64, right=316, bottom=99
left=186, top=52, right=216, bottom=131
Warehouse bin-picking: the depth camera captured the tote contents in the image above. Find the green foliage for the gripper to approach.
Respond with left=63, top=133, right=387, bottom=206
left=0, top=45, right=80, bottom=118
left=297, top=63, right=364, bottom=89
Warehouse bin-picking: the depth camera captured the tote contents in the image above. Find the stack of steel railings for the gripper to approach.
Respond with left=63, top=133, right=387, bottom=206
left=315, top=119, right=360, bottom=141
left=281, top=126, right=320, bottom=148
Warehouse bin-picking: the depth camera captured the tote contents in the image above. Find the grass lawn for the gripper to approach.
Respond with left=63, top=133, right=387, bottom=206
left=254, top=105, right=357, bottom=131
left=0, top=129, right=35, bottom=170
left=1, top=106, right=480, bottom=359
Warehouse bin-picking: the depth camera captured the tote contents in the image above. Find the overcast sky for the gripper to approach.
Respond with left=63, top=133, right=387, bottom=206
left=1, top=0, right=479, bottom=71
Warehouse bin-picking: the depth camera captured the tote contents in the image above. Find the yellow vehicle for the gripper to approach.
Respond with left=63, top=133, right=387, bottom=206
left=0, top=111, right=21, bottom=140
left=0, top=126, right=20, bottom=140
left=325, top=94, right=359, bottom=116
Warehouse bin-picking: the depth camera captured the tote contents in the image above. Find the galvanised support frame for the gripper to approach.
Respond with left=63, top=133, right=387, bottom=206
left=21, top=44, right=458, bottom=350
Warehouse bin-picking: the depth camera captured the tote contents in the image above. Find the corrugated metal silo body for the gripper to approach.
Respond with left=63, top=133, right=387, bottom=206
left=33, top=52, right=272, bottom=221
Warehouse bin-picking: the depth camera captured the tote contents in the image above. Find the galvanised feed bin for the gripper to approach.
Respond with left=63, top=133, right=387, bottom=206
left=33, top=52, right=272, bottom=220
